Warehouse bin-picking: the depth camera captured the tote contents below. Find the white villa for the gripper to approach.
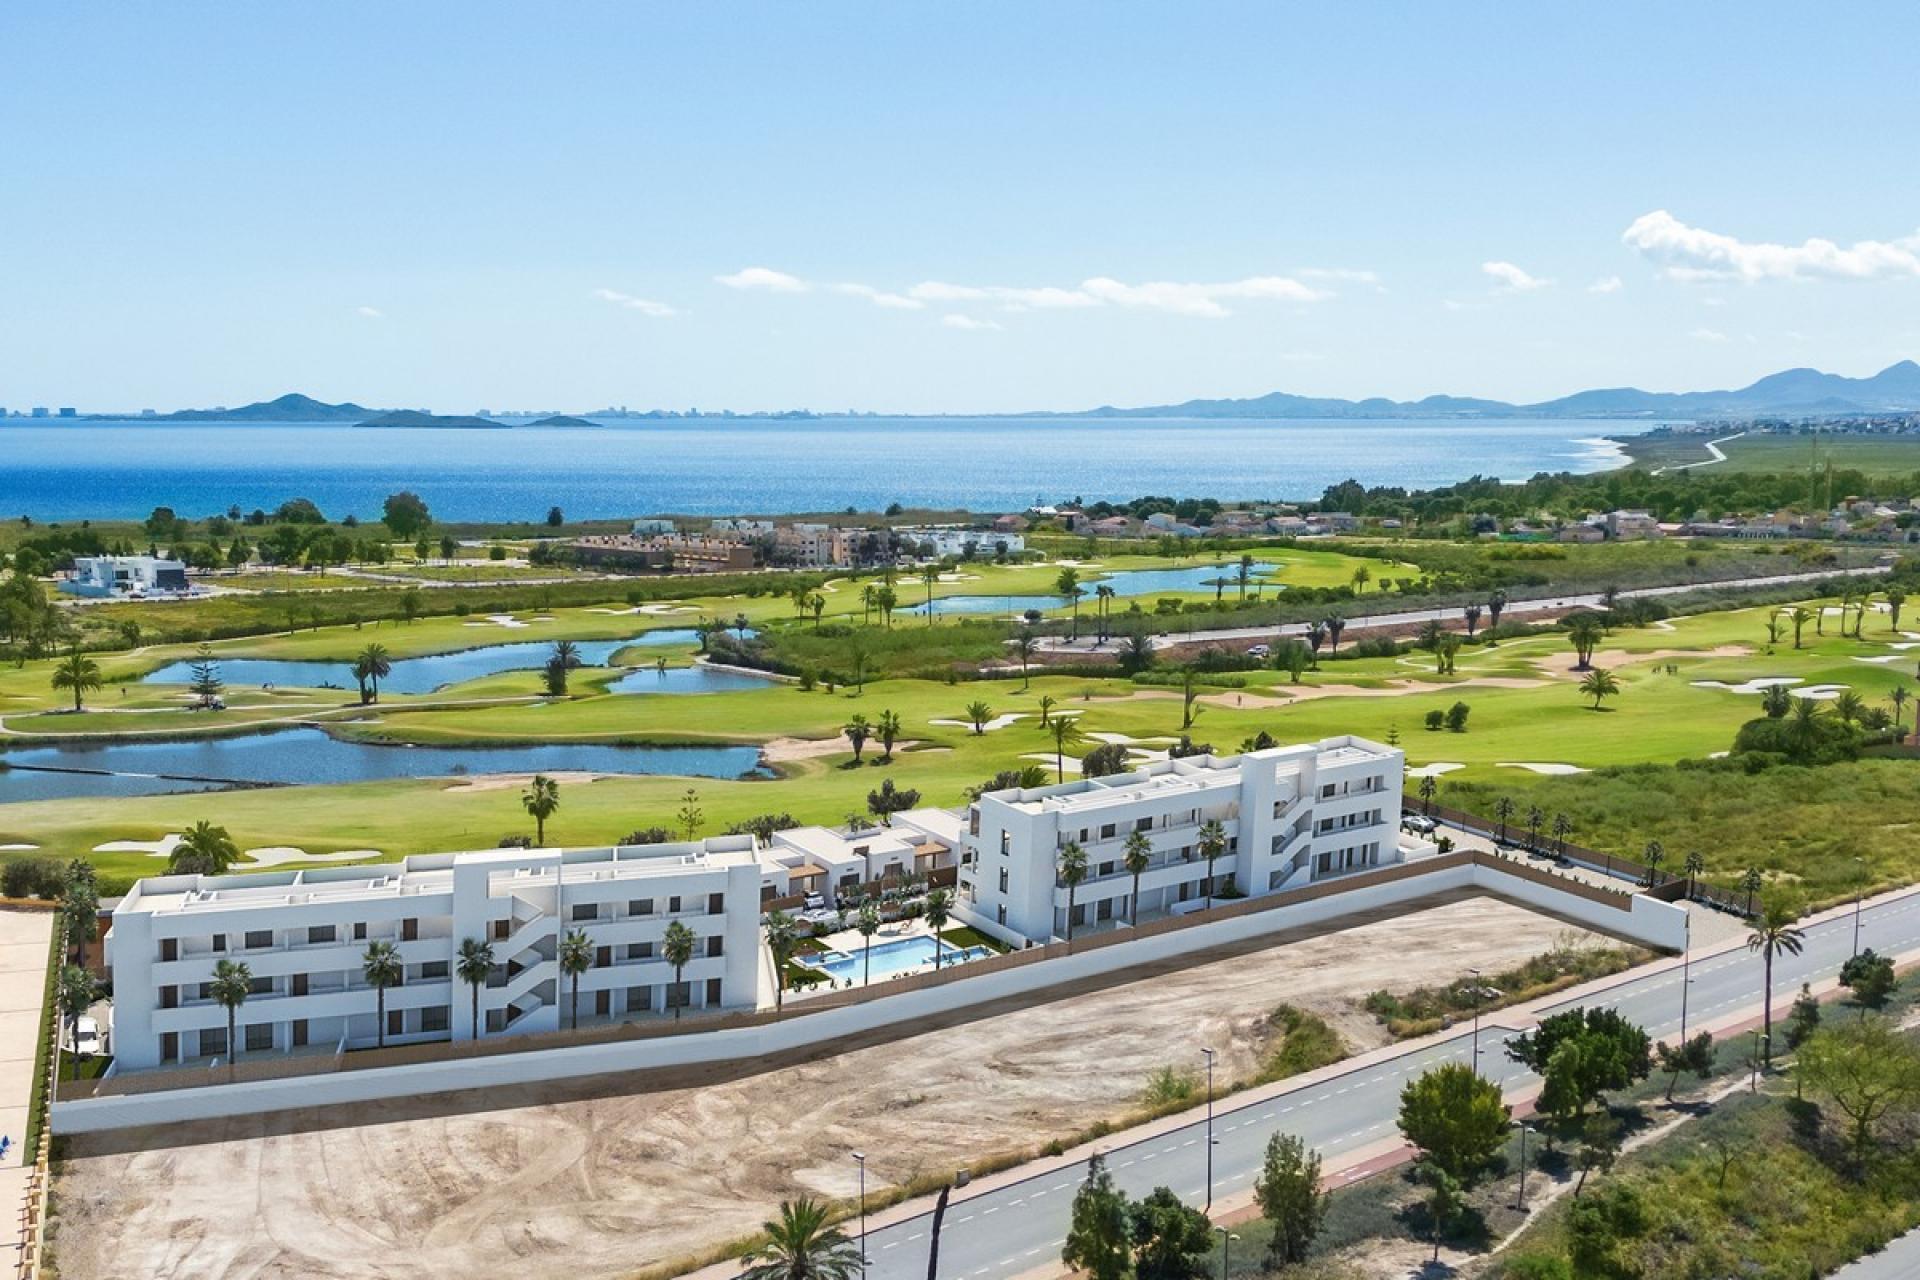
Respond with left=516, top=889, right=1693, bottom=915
left=62, top=554, right=191, bottom=598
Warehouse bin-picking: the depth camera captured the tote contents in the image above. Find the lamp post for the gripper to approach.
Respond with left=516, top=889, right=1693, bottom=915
left=1678, top=912, right=1692, bottom=1042
left=1201, top=1045, right=1217, bottom=1211
left=1514, top=1123, right=1535, bottom=1211
left=852, top=1151, right=868, bottom=1278
left=1468, top=968, right=1482, bottom=1076
left=1215, top=1227, right=1239, bottom=1280
left=1852, top=857, right=1867, bottom=958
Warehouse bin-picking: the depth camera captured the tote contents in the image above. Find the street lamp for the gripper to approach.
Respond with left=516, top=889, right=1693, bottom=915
left=1215, top=1227, right=1239, bottom=1280
left=1852, top=856, right=1867, bottom=958
left=1514, top=1123, right=1536, bottom=1210
left=1678, top=912, right=1692, bottom=1042
left=1201, top=1046, right=1217, bottom=1211
left=1468, top=968, right=1482, bottom=1075
left=852, top=1151, right=868, bottom=1277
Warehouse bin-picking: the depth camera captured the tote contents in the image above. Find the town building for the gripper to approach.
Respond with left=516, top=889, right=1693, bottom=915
left=955, top=737, right=1408, bottom=946
left=570, top=534, right=759, bottom=573
left=1604, top=510, right=1664, bottom=540
left=61, top=555, right=191, bottom=598
left=773, top=522, right=856, bottom=568
left=893, top=526, right=1027, bottom=558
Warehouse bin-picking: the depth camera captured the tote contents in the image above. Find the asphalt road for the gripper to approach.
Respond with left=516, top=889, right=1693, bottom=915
left=1038, top=563, right=1890, bottom=653
left=860, top=885, right=1920, bottom=1280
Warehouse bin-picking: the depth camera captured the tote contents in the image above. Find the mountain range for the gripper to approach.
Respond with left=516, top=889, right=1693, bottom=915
left=94, top=361, right=1920, bottom=424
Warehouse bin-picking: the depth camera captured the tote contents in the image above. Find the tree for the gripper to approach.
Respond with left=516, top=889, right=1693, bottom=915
left=875, top=709, right=902, bottom=763
left=1760, top=681, right=1793, bottom=719
left=202, top=956, right=253, bottom=1070
left=1038, top=693, right=1057, bottom=728
left=677, top=787, right=704, bottom=840
left=1493, top=794, right=1516, bottom=843
left=557, top=927, right=593, bottom=1029
left=1061, top=1153, right=1131, bottom=1280
left=1082, top=742, right=1130, bottom=777
left=1683, top=849, right=1705, bottom=899
left=1418, top=773, right=1438, bottom=814
left=521, top=774, right=560, bottom=845
left=1740, top=866, right=1764, bottom=916
left=546, top=505, right=564, bottom=528
left=866, top=777, right=920, bottom=826
left=964, top=699, right=994, bottom=735
left=1445, top=700, right=1471, bottom=733
left=1784, top=982, right=1822, bottom=1051
left=662, top=920, right=696, bottom=1019
left=843, top=713, right=871, bottom=763
left=1655, top=1032, right=1715, bottom=1101
left=764, top=911, right=800, bottom=1011
left=1118, top=627, right=1155, bottom=675
left=1397, top=1061, right=1511, bottom=1187
left=56, top=964, right=99, bottom=1079
left=1640, top=840, right=1665, bottom=889
left=353, top=643, right=392, bottom=704
left=1013, top=629, right=1037, bottom=689
left=1129, top=1185, right=1212, bottom=1280
left=1553, top=811, right=1573, bottom=855
left=1566, top=613, right=1605, bottom=670
left=50, top=645, right=102, bottom=712
left=1123, top=830, right=1152, bottom=925
left=921, top=563, right=939, bottom=624
left=1888, top=587, right=1908, bottom=632
left=1573, top=1112, right=1621, bottom=1196
left=438, top=534, right=458, bottom=562
left=1254, top=1132, right=1327, bottom=1268
left=1048, top=714, right=1083, bottom=782
left=456, top=937, right=495, bottom=1039
left=187, top=644, right=224, bottom=709
left=1058, top=841, right=1088, bottom=942
left=61, top=861, right=98, bottom=969
left=1747, top=900, right=1806, bottom=1066
left=168, top=820, right=242, bottom=876
left=1841, top=948, right=1897, bottom=1009
left=923, top=888, right=952, bottom=969
left=855, top=903, right=881, bottom=987
left=1797, top=1016, right=1920, bottom=1160
left=1789, top=604, right=1813, bottom=648
left=362, top=939, right=402, bottom=1048
left=1414, top=1162, right=1463, bottom=1263
left=1579, top=667, right=1620, bottom=710
left=1324, top=615, right=1346, bottom=655
left=1507, top=1007, right=1652, bottom=1121
left=382, top=491, right=432, bottom=538
left=1056, top=568, right=1083, bottom=640
left=738, top=1197, right=864, bottom=1280
left=1198, top=818, right=1227, bottom=907
left=1565, top=1182, right=1646, bottom=1277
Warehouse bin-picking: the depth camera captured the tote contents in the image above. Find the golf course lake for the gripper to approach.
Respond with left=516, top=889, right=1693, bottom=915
left=909, top=562, right=1284, bottom=616
left=0, top=727, right=765, bottom=802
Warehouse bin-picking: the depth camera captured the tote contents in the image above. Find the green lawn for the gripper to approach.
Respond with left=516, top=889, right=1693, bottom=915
left=1624, top=429, right=1920, bottom=477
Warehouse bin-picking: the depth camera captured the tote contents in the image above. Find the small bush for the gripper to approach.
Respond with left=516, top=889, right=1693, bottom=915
left=497, top=833, right=533, bottom=848
left=1141, top=1064, right=1199, bottom=1106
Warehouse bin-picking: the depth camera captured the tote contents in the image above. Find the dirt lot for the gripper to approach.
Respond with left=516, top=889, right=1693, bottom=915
left=52, top=894, right=1612, bottom=1280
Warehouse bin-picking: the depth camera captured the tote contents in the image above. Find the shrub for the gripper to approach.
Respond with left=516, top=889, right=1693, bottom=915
left=620, top=828, right=673, bottom=846
left=1424, top=709, right=1445, bottom=731
left=1081, top=743, right=1131, bottom=777
left=1141, top=1064, right=1199, bottom=1106
left=1445, top=701, right=1471, bottom=732
left=2, top=857, right=64, bottom=899
left=497, top=833, right=533, bottom=848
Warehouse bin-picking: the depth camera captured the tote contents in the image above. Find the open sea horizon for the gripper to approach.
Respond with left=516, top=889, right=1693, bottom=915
left=0, top=415, right=1653, bottom=522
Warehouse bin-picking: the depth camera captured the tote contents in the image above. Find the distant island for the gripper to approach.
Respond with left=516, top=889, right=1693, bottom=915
left=39, top=360, right=1920, bottom=424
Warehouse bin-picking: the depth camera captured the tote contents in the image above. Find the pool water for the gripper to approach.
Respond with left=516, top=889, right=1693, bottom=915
left=799, top=934, right=993, bottom=983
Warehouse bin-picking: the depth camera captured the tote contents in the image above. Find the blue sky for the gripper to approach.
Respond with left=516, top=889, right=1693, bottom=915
left=4, top=2, right=1919, bottom=414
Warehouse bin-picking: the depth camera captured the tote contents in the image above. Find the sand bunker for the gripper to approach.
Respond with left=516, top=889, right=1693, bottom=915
left=1497, top=762, right=1590, bottom=776
left=1197, top=676, right=1545, bottom=711
left=1407, top=762, right=1465, bottom=777
left=99, top=834, right=184, bottom=859
left=439, top=770, right=614, bottom=793
left=1691, top=676, right=1851, bottom=700
left=1530, top=644, right=1750, bottom=678
left=929, top=710, right=1083, bottom=732
left=238, top=847, right=381, bottom=869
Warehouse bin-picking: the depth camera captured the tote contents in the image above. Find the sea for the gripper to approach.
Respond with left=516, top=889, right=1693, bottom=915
left=0, top=416, right=1648, bottom=522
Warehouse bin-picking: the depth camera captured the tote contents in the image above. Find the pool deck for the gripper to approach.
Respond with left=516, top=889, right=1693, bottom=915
left=796, top=919, right=992, bottom=991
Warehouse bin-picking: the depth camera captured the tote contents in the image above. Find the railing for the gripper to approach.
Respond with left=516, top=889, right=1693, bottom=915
left=1412, top=800, right=1752, bottom=915
left=15, top=915, right=62, bottom=1280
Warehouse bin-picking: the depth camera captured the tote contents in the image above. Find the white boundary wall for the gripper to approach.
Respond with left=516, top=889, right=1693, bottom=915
left=52, top=858, right=1682, bottom=1133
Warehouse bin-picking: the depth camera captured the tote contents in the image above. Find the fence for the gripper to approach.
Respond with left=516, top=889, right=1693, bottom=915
left=1414, top=800, right=1753, bottom=916
left=13, top=915, right=62, bottom=1280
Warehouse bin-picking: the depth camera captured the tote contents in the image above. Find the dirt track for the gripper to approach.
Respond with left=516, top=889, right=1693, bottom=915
left=52, top=894, right=1609, bottom=1280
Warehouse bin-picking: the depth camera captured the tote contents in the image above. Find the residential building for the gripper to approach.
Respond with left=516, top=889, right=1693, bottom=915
left=774, top=522, right=856, bottom=568
left=759, top=810, right=963, bottom=906
left=570, top=534, right=759, bottom=573
left=106, top=841, right=768, bottom=1071
left=956, top=737, right=1406, bottom=946
left=1604, top=510, right=1664, bottom=540
left=630, top=518, right=677, bottom=536
left=61, top=555, right=190, bottom=598
left=893, top=526, right=1027, bottom=558
left=992, top=514, right=1029, bottom=534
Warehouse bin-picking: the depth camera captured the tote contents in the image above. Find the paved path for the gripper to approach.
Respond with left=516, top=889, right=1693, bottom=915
left=1835, top=1226, right=1920, bottom=1278
left=0, top=909, right=53, bottom=1279
left=1037, top=563, right=1890, bottom=653
left=1649, top=430, right=1748, bottom=476
left=841, top=884, right=1920, bottom=1280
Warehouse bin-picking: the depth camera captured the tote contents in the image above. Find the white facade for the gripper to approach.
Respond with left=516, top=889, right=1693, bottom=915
left=957, top=737, right=1404, bottom=945
left=107, top=841, right=766, bottom=1072
left=894, top=526, right=1026, bottom=558
left=63, top=555, right=190, bottom=598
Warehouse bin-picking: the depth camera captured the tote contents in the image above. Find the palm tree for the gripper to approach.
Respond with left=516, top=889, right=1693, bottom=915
left=521, top=773, right=560, bottom=844
left=1787, top=697, right=1824, bottom=760
left=1013, top=629, right=1038, bottom=689
left=860, top=584, right=877, bottom=626
left=1740, top=866, right=1764, bottom=916
left=876, top=709, right=902, bottom=763
left=1890, top=685, right=1912, bottom=737
left=1324, top=616, right=1347, bottom=656
left=354, top=643, right=392, bottom=702
left=1832, top=689, right=1865, bottom=724
left=209, top=958, right=252, bottom=1071
left=56, top=965, right=98, bottom=1080
left=1789, top=605, right=1813, bottom=648
left=168, top=819, right=242, bottom=876
left=1418, top=773, right=1438, bottom=815
left=1038, top=693, right=1059, bottom=727
left=1567, top=615, right=1605, bottom=670
left=1198, top=818, right=1227, bottom=907
left=663, top=919, right=696, bottom=1019
left=810, top=594, right=826, bottom=630
left=1641, top=840, right=1665, bottom=888
left=1057, top=842, right=1088, bottom=943
left=1747, top=901, right=1806, bottom=1067
left=456, top=937, right=495, bottom=1039
left=1579, top=667, right=1620, bottom=710
left=1525, top=804, right=1544, bottom=850
left=1888, top=587, right=1907, bottom=632
left=855, top=902, right=881, bottom=987
left=1123, top=830, right=1152, bottom=924
left=49, top=646, right=102, bottom=712
left=738, top=1197, right=864, bottom=1280
left=1237, top=554, right=1256, bottom=601
left=1493, top=795, right=1516, bottom=844
left=558, top=928, right=593, bottom=1029
left=1305, top=621, right=1326, bottom=668
left=964, top=699, right=994, bottom=735
left=1056, top=568, right=1082, bottom=639
left=1683, top=850, right=1705, bottom=901
left=362, top=939, right=402, bottom=1048
left=924, top=888, right=952, bottom=969
left=1463, top=604, right=1482, bottom=638
left=1094, top=583, right=1116, bottom=641
left=1552, top=812, right=1573, bottom=856
left=843, top=713, right=871, bottom=763
left=765, top=910, right=800, bottom=1012
left=1048, top=714, right=1082, bottom=782
left=874, top=585, right=897, bottom=628
left=921, top=564, right=939, bottom=624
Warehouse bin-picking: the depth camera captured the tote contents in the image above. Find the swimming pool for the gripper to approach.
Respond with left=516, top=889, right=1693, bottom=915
left=798, top=934, right=993, bottom=984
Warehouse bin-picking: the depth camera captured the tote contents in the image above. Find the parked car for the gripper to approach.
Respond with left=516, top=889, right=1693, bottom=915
left=1402, top=815, right=1436, bottom=834
left=1246, top=644, right=1270, bottom=658
left=71, top=1015, right=102, bottom=1058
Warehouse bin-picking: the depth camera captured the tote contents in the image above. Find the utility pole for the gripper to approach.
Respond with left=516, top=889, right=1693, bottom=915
left=1202, top=1045, right=1217, bottom=1211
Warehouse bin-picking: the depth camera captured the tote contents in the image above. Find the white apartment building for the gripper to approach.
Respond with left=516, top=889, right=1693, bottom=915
left=894, top=526, right=1027, bottom=559
left=107, top=841, right=766, bottom=1071
left=62, top=555, right=191, bottom=598
left=774, top=522, right=855, bottom=568
left=956, top=737, right=1404, bottom=946
left=759, top=810, right=964, bottom=906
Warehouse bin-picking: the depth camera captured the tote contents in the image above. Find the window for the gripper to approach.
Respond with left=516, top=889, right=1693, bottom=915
left=420, top=961, right=449, bottom=980
left=997, top=868, right=1009, bottom=893
left=999, top=831, right=1011, bottom=854
left=571, top=903, right=597, bottom=922
left=247, top=975, right=273, bottom=996
left=292, top=973, right=308, bottom=997
left=996, top=905, right=1007, bottom=926
left=307, top=925, right=336, bottom=945
left=420, top=1006, right=450, bottom=1033
left=706, top=936, right=724, bottom=958
left=200, top=1027, right=227, bottom=1057
left=1134, top=817, right=1152, bottom=833
left=353, top=921, right=367, bottom=941
left=596, top=946, right=612, bottom=968
left=211, top=934, right=227, bottom=952
left=628, top=986, right=652, bottom=1012
left=1100, top=823, right=1116, bottom=840
left=160, top=937, right=177, bottom=962
left=1098, top=862, right=1113, bottom=878
left=969, top=807, right=981, bottom=836
left=668, top=895, right=682, bottom=914
left=1320, top=783, right=1336, bottom=799
left=707, top=892, right=725, bottom=914
left=244, top=930, right=273, bottom=950
left=245, top=1023, right=274, bottom=1052
left=291, top=1020, right=308, bottom=1048
left=387, top=1010, right=404, bottom=1037
left=627, top=941, right=653, bottom=961
left=402, top=918, right=418, bottom=942
left=705, top=977, right=722, bottom=1006
left=629, top=898, right=653, bottom=917
left=161, top=1031, right=179, bottom=1062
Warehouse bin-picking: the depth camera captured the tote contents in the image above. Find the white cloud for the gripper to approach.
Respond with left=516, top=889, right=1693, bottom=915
left=715, top=266, right=809, bottom=293
left=1482, top=261, right=1553, bottom=292
left=592, top=288, right=678, bottom=318
left=909, top=274, right=1327, bottom=318
left=941, top=314, right=1002, bottom=331
left=1622, top=210, right=1920, bottom=283
left=1587, top=276, right=1623, bottom=294
left=1298, top=267, right=1382, bottom=286
left=1688, top=327, right=1730, bottom=343
left=355, top=305, right=385, bottom=319
left=909, top=281, right=1099, bottom=310
left=832, top=283, right=924, bottom=310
